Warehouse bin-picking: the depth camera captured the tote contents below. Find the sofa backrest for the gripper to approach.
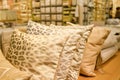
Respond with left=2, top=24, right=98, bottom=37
left=0, top=26, right=27, bottom=56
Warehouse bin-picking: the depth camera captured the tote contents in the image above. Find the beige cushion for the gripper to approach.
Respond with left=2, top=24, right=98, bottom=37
left=27, top=20, right=94, bottom=80
left=0, top=49, right=37, bottom=80
left=6, top=29, right=75, bottom=80
left=80, top=27, right=110, bottom=76
left=1, top=27, right=27, bottom=57
left=101, top=45, right=118, bottom=63
left=102, top=32, right=118, bottom=49
left=1, top=29, right=14, bottom=57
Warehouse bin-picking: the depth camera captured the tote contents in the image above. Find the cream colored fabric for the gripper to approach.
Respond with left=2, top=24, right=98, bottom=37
left=1, top=29, right=14, bottom=57
left=80, top=27, right=110, bottom=76
left=0, top=67, right=31, bottom=80
left=14, top=26, right=27, bottom=32
left=27, top=20, right=94, bottom=80
left=101, top=45, right=118, bottom=63
left=6, top=30, right=71, bottom=80
left=0, top=49, right=37, bottom=80
left=102, top=31, right=118, bottom=49
left=1, top=27, right=27, bottom=57
left=53, top=25, right=93, bottom=80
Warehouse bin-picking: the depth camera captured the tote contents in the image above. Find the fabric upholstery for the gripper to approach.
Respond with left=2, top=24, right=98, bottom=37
left=6, top=29, right=71, bottom=80
left=0, top=49, right=37, bottom=80
left=80, top=27, right=110, bottom=76
left=1, top=29, right=14, bottom=57
left=1, top=27, right=27, bottom=57
left=26, top=20, right=94, bottom=80
left=102, top=31, right=118, bottom=49
left=101, top=45, right=118, bottom=63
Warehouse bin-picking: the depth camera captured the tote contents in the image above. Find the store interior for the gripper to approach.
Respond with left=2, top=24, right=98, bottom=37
left=0, top=0, right=120, bottom=27
left=0, top=0, right=120, bottom=80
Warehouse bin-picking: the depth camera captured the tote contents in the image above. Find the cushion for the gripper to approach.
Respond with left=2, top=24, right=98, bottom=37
left=102, top=32, right=118, bottom=49
left=27, top=20, right=94, bottom=80
left=6, top=29, right=79, bottom=80
left=80, top=27, right=110, bottom=76
left=1, top=27, right=27, bottom=57
left=0, top=49, right=37, bottom=80
left=101, top=45, right=118, bottom=63
left=1, top=28, right=14, bottom=57
left=0, top=67, right=32, bottom=80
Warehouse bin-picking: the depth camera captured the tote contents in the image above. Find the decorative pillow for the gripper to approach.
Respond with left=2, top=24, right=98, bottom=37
left=0, top=50, right=36, bottom=80
left=1, top=27, right=27, bottom=57
left=27, top=20, right=94, bottom=80
left=101, top=45, right=118, bottom=63
left=6, top=29, right=76, bottom=80
left=27, top=20, right=51, bottom=35
left=102, top=32, right=118, bottom=49
left=0, top=67, right=32, bottom=80
left=27, top=20, right=93, bottom=35
left=80, top=27, right=110, bottom=76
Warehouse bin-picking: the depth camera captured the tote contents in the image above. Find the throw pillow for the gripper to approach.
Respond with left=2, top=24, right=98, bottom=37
left=6, top=29, right=72, bottom=80
left=1, top=27, right=27, bottom=57
left=27, top=20, right=94, bottom=80
left=80, top=27, right=110, bottom=76
left=0, top=49, right=37, bottom=80
left=102, top=32, right=117, bottom=49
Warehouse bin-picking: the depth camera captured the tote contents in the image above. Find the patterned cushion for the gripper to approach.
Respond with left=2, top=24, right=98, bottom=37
left=0, top=49, right=37, bottom=80
left=27, top=20, right=94, bottom=80
left=6, top=29, right=78, bottom=80
left=1, top=27, right=27, bottom=57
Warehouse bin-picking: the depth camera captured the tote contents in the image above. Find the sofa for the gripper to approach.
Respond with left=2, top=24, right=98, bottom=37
left=0, top=22, right=119, bottom=80
left=100, top=26, right=120, bottom=64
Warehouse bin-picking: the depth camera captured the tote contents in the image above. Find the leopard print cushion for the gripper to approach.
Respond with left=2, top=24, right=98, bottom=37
left=6, top=29, right=71, bottom=80
left=27, top=20, right=94, bottom=80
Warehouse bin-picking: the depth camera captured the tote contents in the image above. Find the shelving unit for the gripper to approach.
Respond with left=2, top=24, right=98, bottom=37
left=0, top=0, right=77, bottom=25
left=0, top=0, right=17, bottom=27
left=83, top=0, right=94, bottom=25
left=12, top=0, right=32, bottom=23
left=62, top=0, right=77, bottom=25
left=31, top=0, right=40, bottom=22
left=31, top=0, right=77, bottom=25
left=19, top=0, right=32, bottom=23
left=39, top=0, right=63, bottom=25
left=94, top=0, right=106, bottom=21
left=92, top=0, right=113, bottom=25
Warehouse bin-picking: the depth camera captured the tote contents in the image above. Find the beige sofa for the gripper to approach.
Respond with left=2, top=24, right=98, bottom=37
left=0, top=27, right=37, bottom=80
